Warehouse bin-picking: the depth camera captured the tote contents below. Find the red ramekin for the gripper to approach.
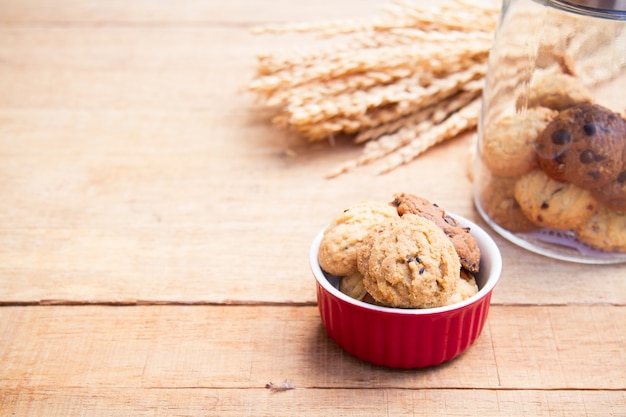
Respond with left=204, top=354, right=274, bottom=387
left=310, top=213, right=502, bottom=369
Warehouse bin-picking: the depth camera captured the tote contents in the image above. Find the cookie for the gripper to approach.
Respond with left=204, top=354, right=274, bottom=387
left=391, top=192, right=480, bottom=273
left=339, top=272, right=369, bottom=302
left=445, top=269, right=479, bottom=306
left=535, top=47, right=577, bottom=77
left=514, top=169, right=598, bottom=230
left=477, top=175, right=538, bottom=233
left=481, top=107, right=557, bottom=177
left=576, top=206, right=626, bottom=253
left=515, top=71, right=592, bottom=111
left=535, top=103, right=626, bottom=189
left=357, top=214, right=460, bottom=309
left=318, top=201, right=398, bottom=276
left=591, top=167, right=626, bottom=211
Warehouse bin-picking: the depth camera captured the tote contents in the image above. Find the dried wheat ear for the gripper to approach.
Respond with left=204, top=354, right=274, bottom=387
left=248, top=0, right=500, bottom=176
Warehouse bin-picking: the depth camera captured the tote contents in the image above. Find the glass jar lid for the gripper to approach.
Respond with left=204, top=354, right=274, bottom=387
left=556, top=0, right=626, bottom=12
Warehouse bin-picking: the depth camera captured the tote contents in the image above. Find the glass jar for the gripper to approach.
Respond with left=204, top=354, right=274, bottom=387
left=475, top=0, right=626, bottom=263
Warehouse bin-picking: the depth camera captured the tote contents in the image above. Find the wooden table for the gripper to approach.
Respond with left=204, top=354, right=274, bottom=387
left=1, top=0, right=624, bottom=415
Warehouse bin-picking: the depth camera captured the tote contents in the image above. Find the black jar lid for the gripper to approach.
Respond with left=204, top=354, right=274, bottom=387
left=555, top=0, right=626, bottom=12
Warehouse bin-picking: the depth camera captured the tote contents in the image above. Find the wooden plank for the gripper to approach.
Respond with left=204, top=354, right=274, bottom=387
left=1, top=1, right=622, bottom=416
left=0, top=10, right=624, bottom=306
left=1, top=222, right=625, bottom=305
left=2, top=387, right=624, bottom=417
left=0, top=0, right=384, bottom=26
left=1, top=306, right=624, bottom=391
left=0, top=113, right=484, bottom=305
left=0, top=27, right=259, bottom=110
left=0, top=110, right=624, bottom=305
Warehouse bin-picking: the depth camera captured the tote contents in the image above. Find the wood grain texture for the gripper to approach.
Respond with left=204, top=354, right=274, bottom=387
left=0, top=0, right=385, bottom=26
left=0, top=24, right=624, bottom=304
left=0, top=0, right=624, bottom=415
left=1, top=305, right=625, bottom=416
left=1, top=306, right=624, bottom=390
left=3, top=388, right=625, bottom=417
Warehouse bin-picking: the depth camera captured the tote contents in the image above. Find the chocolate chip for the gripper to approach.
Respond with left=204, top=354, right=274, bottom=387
left=551, top=130, right=571, bottom=145
left=618, top=171, right=626, bottom=183
left=580, top=150, right=599, bottom=164
left=418, top=267, right=425, bottom=275
left=587, top=170, right=600, bottom=180
left=406, top=256, right=421, bottom=264
left=541, top=202, right=549, bottom=209
left=583, top=124, right=596, bottom=135
left=554, top=152, right=566, bottom=164
left=443, top=214, right=457, bottom=226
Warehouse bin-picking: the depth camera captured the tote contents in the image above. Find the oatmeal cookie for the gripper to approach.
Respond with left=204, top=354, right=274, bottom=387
left=516, top=71, right=592, bottom=111
left=477, top=175, right=538, bottom=233
left=514, top=169, right=598, bottom=230
left=391, top=192, right=480, bottom=273
left=535, top=103, right=626, bottom=189
left=318, top=200, right=398, bottom=277
left=576, top=206, right=626, bottom=253
left=357, top=214, right=460, bottom=309
left=481, top=107, right=557, bottom=177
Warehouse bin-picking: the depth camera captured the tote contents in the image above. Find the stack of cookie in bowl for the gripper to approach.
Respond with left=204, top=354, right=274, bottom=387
left=319, top=193, right=480, bottom=309
left=310, top=193, right=502, bottom=368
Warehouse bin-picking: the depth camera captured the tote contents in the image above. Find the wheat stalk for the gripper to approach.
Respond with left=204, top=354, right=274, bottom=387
left=327, top=88, right=481, bottom=177
left=377, top=98, right=482, bottom=174
left=248, top=0, right=500, bottom=175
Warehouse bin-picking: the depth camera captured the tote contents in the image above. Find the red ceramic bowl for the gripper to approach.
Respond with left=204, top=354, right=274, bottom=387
left=310, top=213, right=502, bottom=369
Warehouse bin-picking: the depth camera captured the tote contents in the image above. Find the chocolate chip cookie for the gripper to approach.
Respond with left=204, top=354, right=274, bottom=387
left=318, top=200, right=398, bottom=277
left=576, top=206, right=626, bottom=253
left=391, top=192, right=480, bottom=273
left=477, top=175, right=539, bottom=233
left=481, top=107, right=557, bottom=177
left=514, top=169, right=598, bottom=230
left=535, top=103, right=626, bottom=189
left=591, top=165, right=626, bottom=211
left=357, top=214, right=460, bottom=309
